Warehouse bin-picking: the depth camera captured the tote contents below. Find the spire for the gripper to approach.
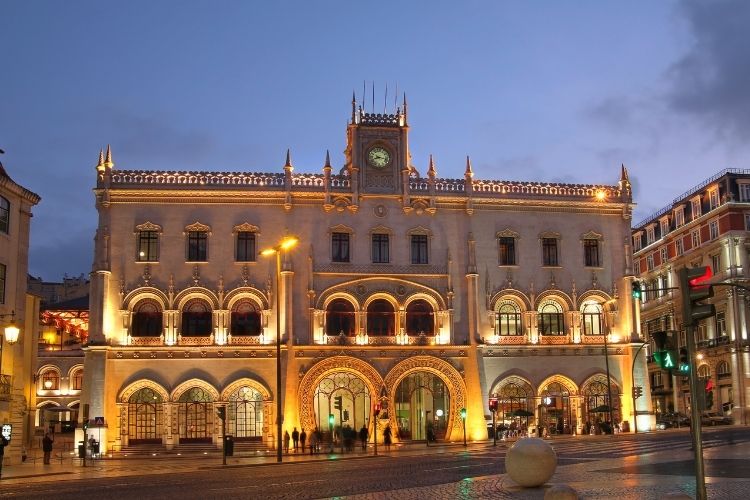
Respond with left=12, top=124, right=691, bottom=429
left=464, top=156, right=473, bottom=177
left=427, top=154, right=437, bottom=177
left=620, top=163, right=630, bottom=182
left=324, top=150, right=331, bottom=169
left=104, top=144, right=114, bottom=169
left=96, top=149, right=105, bottom=172
left=403, top=93, right=408, bottom=124
left=284, top=149, right=292, bottom=169
left=351, top=91, right=357, bottom=123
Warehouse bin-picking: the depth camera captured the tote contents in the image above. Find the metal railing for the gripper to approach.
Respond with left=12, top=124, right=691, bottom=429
left=0, top=374, right=11, bottom=401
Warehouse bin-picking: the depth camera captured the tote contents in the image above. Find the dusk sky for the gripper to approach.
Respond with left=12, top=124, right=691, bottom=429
left=2, top=0, right=749, bottom=281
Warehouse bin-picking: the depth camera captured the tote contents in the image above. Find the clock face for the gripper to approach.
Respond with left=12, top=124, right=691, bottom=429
left=367, top=147, right=391, bottom=168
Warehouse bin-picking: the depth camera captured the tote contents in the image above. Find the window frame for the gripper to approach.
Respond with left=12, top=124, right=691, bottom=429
left=498, top=236, right=516, bottom=266
left=496, top=301, right=522, bottom=336
left=674, top=207, right=685, bottom=228
left=371, top=233, right=390, bottom=264
left=660, top=246, right=668, bottom=265
left=235, top=231, right=257, bottom=262
left=137, top=230, right=160, bottom=262
left=583, top=238, right=601, bottom=267
left=709, top=188, right=719, bottom=210
left=331, top=231, right=351, bottom=263
left=410, top=234, right=429, bottom=265
left=691, top=197, right=702, bottom=220
left=541, top=237, right=559, bottom=267
left=660, top=218, right=670, bottom=237
left=709, top=219, right=719, bottom=240
left=691, top=230, right=700, bottom=249
left=581, top=301, right=603, bottom=335
left=0, top=196, right=9, bottom=234
left=187, top=231, right=208, bottom=262
left=676, top=238, right=684, bottom=256
left=739, top=183, right=750, bottom=202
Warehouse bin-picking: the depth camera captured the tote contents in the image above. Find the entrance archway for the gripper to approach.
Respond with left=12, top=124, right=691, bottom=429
left=313, top=372, right=372, bottom=431
left=394, top=372, right=449, bottom=441
left=177, top=387, right=213, bottom=443
left=228, top=386, right=264, bottom=440
left=537, top=376, right=578, bottom=435
left=128, top=387, right=164, bottom=444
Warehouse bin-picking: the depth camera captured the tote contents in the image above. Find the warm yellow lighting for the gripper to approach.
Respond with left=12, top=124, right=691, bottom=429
left=4, top=323, right=20, bottom=344
left=44, top=380, right=53, bottom=389
left=696, top=353, right=704, bottom=360
left=595, top=190, right=607, bottom=201
left=260, top=248, right=277, bottom=257
left=279, top=236, right=299, bottom=250
left=608, top=333, right=621, bottom=343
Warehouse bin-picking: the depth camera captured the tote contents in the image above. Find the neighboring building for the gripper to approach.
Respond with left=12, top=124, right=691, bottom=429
left=633, top=168, right=750, bottom=424
left=82, top=96, right=645, bottom=454
left=0, top=155, right=41, bottom=466
left=36, top=295, right=88, bottom=433
left=28, top=273, right=89, bottom=307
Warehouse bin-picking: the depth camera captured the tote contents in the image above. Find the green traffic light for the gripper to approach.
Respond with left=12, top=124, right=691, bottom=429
left=631, top=281, right=642, bottom=299
left=460, top=407, right=467, bottom=419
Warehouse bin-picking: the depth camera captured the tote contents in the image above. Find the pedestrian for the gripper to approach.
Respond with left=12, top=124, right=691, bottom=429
left=309, top=429, right=318, bottom=455
left=283, top=430, right=291, bottom=454
left=300, top=429, right=307, bottom=453
left=358, top=425, right=368, bottom=451
left=292, top=427, right=299, bottom=452
left=42, top=432, right=54, bottom=464
left=1, top=432, right=9, bottom=478
left=383, top=425, right=392, bottom=451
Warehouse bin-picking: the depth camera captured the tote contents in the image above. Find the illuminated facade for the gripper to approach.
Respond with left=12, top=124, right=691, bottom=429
left=633, top=169, right=750, bottom=424
left=82, top=97, right=648, bottom=453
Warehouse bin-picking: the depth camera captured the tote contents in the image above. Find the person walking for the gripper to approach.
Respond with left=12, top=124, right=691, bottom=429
left=291, top=427, right=300, bottom=453
left=358, top=425, right=368, bottom=451
left=283, top=430, right=291, bottom=454
left=300, top=429, right=307, bottom=453
left=42, top=432, right=54, bottom=464
left=383, top=425, right=392, bottom=451
left=309, top=429, right=318, bottom=455
left=0, top=432, right=9, bottom=479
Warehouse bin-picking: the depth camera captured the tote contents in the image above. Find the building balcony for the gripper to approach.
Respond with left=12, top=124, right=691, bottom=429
left=482, top=333, right=622, bottom=346
left=0, top=374, right=11, bottom=401
left=127, top=333, right=269, bottom=347
left=323, top=332, right=438, bottom=346
left=696, top=336, right=731, bottom=349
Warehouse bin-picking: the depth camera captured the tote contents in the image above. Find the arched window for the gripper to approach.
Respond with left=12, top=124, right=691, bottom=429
left=325, top=299, right=356, bottom=336
left=496, top=301, right=521, bottom=336
left=177, top=387, right=213, bottom=442
left=40, top=369, right=60, bottom=390
left=181, top=299, right=212, bottom=336
left=231, top=299, right=261, bottom=336
left=581, top=300, right=603, bottom=335
left=717, top=361, right=731, bottom=379
left=128, top=387, right=164, bottom=444
left=405, top=299, right=434, bottom=335
left=697, top=365, right=711, bottom=379
left=538, top=300, right=564, bottom=335
left=366, top=299, right=395, bottom=336
left=71, top=368, right=84, bottom=391
left=131, top=299, right=163, bottom=337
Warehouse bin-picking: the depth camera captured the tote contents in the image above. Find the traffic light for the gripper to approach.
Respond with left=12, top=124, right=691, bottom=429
left=373, top=403, right=381, bottom=416
left=650, top=331, right=678, bottom=371
left=652, top=351, right=677, bottom=370
left=217, top=406, right=226, bottom=421
left=489, top=398, right=498, bottom=412
left=631, top=281, right=643, bottom=300
left=705, top=378, right=714, bottom=410
left=678, top=266, right=716, bottom=327
left=633, top=386, right=643, bottom=399
left=460, top=407, right=467, bottom=420
left=677, top=347, right=690, bottom=376
left=82, top=403, right=90, bottom=431
left=333, top=395, right=342, bottom=410
left=328, top=413, right=335, bottom=427
left=343, top=410, right=350, bottom=422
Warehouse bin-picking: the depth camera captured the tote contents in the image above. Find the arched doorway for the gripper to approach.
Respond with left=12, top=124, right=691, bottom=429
left=230, top=300, right=262, bottom=336
left=366, top=299, right=395, bottom=336
left=492, top=378, right=534, bottom=435
left=582, top=376, right=621, bottom=428
left=131, top=299, right=163, bottom=337
left=405, top=299, right=434, bottom=335
left=325, top=299, right=356, bottom=336
left=313, top=372, right=371, bottom=432
left=128, top=387, right=164, bottom=444
left=394, top=372, right=449, bottom=441
left=177, top=387, right=213, bottom=443
left=228, top=386, right=264, bottom=440
left=539, top=381, right=573, bottom=435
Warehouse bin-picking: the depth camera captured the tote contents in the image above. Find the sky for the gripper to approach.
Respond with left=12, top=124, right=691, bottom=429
left=2, top=0, right=749, bottom=281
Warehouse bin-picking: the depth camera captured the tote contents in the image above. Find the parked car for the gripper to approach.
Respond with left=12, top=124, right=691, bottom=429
left=701, top=411, right=732, bottom=426
left=655, top=412, right=690, bottom=430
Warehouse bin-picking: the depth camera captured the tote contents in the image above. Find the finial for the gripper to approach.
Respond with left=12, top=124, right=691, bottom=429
left=104, top=144, right=114, bottom=168
left=620, top=163, right=630, bottom=182
left=96, top=149, right=105, bottom=172
left=427, top=154, right=436, bottom=177
left=324, top=150, right=331, bottom=168
left=351, top=91, right=357, bottom=123
left=285, top=148, right=292, bottom=168
left=465, top=156, right=473, bottom=177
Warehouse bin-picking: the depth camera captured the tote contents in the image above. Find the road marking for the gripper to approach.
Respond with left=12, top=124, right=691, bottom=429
left=423, top=462, right=494, bottom=472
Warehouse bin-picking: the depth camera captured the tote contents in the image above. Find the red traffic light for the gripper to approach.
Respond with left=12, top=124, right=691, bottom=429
left=489, top=398, right=498, bottom=412
left=373, top=403, right=381, bottom=416
left=688, top=266, right=713, bottom=288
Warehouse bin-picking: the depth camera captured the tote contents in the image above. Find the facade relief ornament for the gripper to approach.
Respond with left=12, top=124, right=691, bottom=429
left=135, top=221, right=163, bottom=233
left=233, top=222, right=259, bottom=233
left=581, top=230, right=603, bottom=241
left=192, top=265, right=200, bottom=286
left=184, top=221, right=211, bottom=234
left=142, top=265, right=152, bottom=286
left=496, top=229, right=520, bottom=239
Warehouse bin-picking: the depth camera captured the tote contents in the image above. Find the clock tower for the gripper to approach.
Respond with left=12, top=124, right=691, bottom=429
left=345, top=93, right=410, bottom=197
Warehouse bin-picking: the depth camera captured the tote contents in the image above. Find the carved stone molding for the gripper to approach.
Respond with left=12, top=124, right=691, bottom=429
left=135, top=221, right=163, bottom=233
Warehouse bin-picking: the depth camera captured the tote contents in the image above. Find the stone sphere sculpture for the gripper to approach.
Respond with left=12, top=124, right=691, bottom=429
left=505, top=437, right=558, bottom=487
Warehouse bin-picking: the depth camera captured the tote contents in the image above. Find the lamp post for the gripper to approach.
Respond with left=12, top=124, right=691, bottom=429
left=603, top=331, right=615, bottom=434
left=0, top=311, right=20, bottom=481
left=261, top=236, right=299, bottom=464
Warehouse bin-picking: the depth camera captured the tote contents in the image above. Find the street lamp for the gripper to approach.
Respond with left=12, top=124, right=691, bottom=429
left=261, top=235, right=299, bottom=463
left=1, top=310, right=21, bottom=376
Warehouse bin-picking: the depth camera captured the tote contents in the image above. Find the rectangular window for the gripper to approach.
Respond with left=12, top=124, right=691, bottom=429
left=745, top=213, right=750, bottom=231
left=372, top=234, right=389, bottom=263
left=411, top=234, right=428, bottom=264
left=634, top=260, right=641, bottom=275
left=660, top=219, right=670, bottom=237
left=647, top=254, right=654, bottom=271
left=653, top=371, right=663, bottom=388
left=709, top=189, right=719, bottom=210
left=691, top=230, right=700, bottom=249
left=584, top=239, right=600, bottom=267
left=542, top=238, right=558, bottom=266
left=137, top=231, right=159, bottom=262
left=646, top=227, right=655, bottom=244
left=236, top=231, right=256, bottom=262
left=740, top=184, right=750, bottom=202
left=676, top=238, right=684, bottom=256
left=712, top=254, right=721, bottom=275
left=332, top=232, right=350, bottom=263
left=0, top=263, right=5, bottom=304
left=72, top=371, right=83, bottom=391
left=675, top=208, right=685, bottom=228
left=187, top=231, right=208, bottom=261
left=709, top=220, right=719, bottom=240
left=692, top=198, right=702, bottom=220
left=0, top=196, right=9, bottom=234
left=716, top=311, right=726, bottom=337
left=498, top=237, right=516, bottom=266
left=660, top=247, right=668, bottom=264
left=633, top=234, right=642, bottom=251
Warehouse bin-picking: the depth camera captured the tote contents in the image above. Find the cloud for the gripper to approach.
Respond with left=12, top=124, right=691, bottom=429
left=666, top=0, right=750, bottom=141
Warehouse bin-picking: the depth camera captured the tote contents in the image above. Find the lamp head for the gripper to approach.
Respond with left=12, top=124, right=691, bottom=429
left=260, top=248, right=277, bottom=257
left=279, top=235, right=299, bottom=251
